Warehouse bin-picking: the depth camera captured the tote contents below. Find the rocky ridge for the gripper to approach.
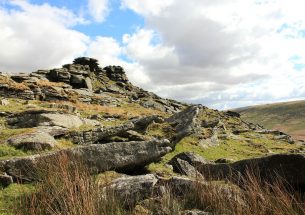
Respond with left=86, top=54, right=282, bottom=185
left=0, top=57, right=305, bottom=214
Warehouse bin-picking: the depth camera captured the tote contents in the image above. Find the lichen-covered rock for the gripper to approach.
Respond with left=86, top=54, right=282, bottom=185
left=166, top=106, right=201, bottom=143
left=6, top=132, right=56, bottom=151
left=106, top=174, right=158, bottom=204
left=0, top=139, right=171, bottom=182
left=7, top=110, right=99, bottom=129
left=70, top=122, right=134, bottom=144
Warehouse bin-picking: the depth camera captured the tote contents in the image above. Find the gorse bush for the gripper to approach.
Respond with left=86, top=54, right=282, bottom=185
left=15, top=154, right=305, bottom=215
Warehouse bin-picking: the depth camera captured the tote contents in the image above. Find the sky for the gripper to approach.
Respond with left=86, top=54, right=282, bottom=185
left=0, top=0, right=305, bottom=109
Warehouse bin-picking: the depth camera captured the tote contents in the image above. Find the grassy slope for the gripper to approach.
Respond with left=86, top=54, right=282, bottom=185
left=235, top=100, right=305, bottom=141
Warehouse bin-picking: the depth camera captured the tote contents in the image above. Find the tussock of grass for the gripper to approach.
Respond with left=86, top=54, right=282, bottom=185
left=0, top=145, right=29, bottom=160
left=55, top=139, right=75, bottom=149
left=0, top=76, right=30, bottom=91
left=0, top=184, right=35, bottom=215
left=36, top=80, right=65, bottom=88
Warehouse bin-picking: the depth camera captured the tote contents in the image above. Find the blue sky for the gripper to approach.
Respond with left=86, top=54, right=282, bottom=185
left=0, top=0, right=305, bottom=109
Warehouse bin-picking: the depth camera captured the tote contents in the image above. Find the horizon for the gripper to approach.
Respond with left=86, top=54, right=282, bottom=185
left=0, top=0, right=305, bottom=110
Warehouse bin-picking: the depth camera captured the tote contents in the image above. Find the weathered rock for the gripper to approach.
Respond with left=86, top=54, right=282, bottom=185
left=122, top=130, right=149, bottom=141
left=169, top=158, right=204, bottom=179
left=169, top=152, right=209, bottom=167
left=140, top=99, right=167, bottom=112
left=180, top=210, right=211, bottom=215
left=7, top=110, right=99, bottom=129
left=6, top=132, right=57, bottom=151
left=106, top=174, right=158, bottom=204
left=0, top=174, right=13, bottom=187
left=214, top=158, right=234, bottom=163
left=70, top=74, right=85, bottom=85
left=0, top=139, right=171, bottom=182
left=73, top=57, right=99, bottom=72
left=104, top=66, right=128, bottom=83
left=132, top=115, right=164, bottom=131
left=47, top=103, right=77, bottom=113
left=198, top=154, right=305, bottom=187
left=166, top=106, right=200, bottom=143
left=41, top=86, right=68, bottom=101
left=165, top=176, right=200, bottom=196
left=36, top=126, right=69, bottom=137
left=84, top=77, right=93, bottom=91
left=70, top=122, right=135, bottom=144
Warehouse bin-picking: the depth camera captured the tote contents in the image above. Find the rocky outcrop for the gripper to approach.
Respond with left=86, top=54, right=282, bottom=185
left=104, top=66, right=128, bottom=83
left=0, top=139, right=171, bottom=182
left=7, top=110, right=99, bottom=129
left=198, top=154, right=305, bottom=187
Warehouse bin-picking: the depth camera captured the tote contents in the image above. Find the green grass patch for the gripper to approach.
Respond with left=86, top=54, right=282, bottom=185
left=0, top=183, right=35, bottom=215
left=148, top=133, right=305, bottom=174
left=0, top=145, right=29, bottom=160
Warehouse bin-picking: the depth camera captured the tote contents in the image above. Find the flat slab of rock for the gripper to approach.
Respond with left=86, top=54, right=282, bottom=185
left=0, top=139, right=171, bottom=182
left=7, top=110, right=99, bottom=129
left=6, top=131, right=56, bottom=151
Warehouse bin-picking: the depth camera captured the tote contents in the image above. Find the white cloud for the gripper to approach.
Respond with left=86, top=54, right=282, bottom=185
left=87, top=0, right=109, bottom=22
left=121, top=0, right=174, bottom=16
left=0, top=1, right=89, bottom=73
left=121, top=0, right=305, bottom=109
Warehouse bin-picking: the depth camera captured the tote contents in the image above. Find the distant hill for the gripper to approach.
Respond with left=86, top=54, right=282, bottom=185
left=235, top=100, right=305, bottom=141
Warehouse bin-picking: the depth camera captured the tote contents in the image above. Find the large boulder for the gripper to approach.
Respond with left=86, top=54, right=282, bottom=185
left=0, top=139, right=171, bottom=182
left=7, top=110, right=99, bottom=129
left=6, top=131, right=56, bottom=151
left=198, top=154, right=305, bottom=187
left=106, top=174, right=158, bottom=204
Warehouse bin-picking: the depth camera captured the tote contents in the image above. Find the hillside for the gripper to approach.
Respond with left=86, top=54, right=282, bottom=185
left=235, top=100, right=305, bottom=141
left=0, top=57, right=305, bottom=214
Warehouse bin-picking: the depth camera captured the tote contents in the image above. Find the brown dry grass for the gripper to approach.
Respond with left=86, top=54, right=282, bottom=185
left=36, top=80, right=65, bottom=88
left=14, top=153, right=305, bottom=215
left=0, top=76, right=30, bottom=91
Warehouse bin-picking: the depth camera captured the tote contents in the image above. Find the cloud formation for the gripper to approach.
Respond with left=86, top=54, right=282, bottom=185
left=87, top=0, right=109, bottom=22
left=1, top=0, right=305, bottom=109
left=0, top=1, right=88, bottom=72
left=121, top=0, right=305, bottom=109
